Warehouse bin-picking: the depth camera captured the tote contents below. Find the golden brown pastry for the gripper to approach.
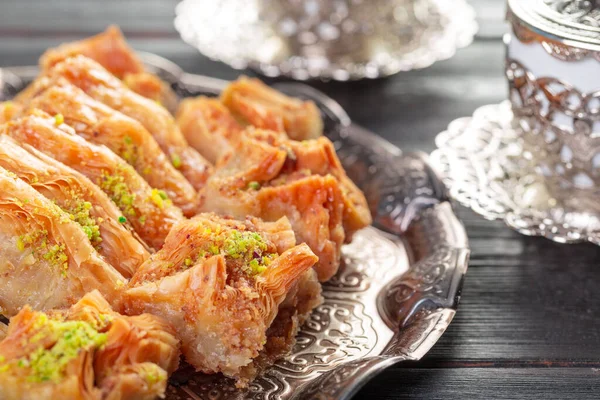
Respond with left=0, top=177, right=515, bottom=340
left=123, top=213, right=320, bottom=385
left=0, top=167, right=125, bottom=316
left=0, top=135, right=149, bottom=278
left=199, top=129, right=371, bottom=281
left=1, top=111, right=185, bottom=250
left=0, top=101, right=21, bottom=124
left=17, top=56, right=212, bottom=191
left=221, top=76, right=323, bottom=140
left=0, top=290, right=180, bottom=400
left=124, top=72, right=179, bottom=114
left=40, top=25, right=145, bottom=79
left=176, top=96, right=244, bottom=164
left=23, top=81, right=198, bottom=216
left=0, top=321, right=7, bottom=340
left=40, top=26, right=179, bottom=112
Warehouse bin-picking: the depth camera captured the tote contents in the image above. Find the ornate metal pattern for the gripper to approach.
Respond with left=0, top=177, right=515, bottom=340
left=506, top=58, right=600, bottom=207
left=0, top=55, right=469, bottom=399
left=174, top=0, right=477, bottom=81
left=431, top=101, right=600, bottom=245
left=508, top=0, right=600, bottom=68
left=542, top=0, right=600, bottom=27
left=510, top=19, right=600, bottom=62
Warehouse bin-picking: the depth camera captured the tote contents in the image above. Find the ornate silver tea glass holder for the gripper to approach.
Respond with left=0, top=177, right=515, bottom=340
left=431, top=0, right=600, bottom=245
left=431, top=101, right=600, bottom=244
left=174, top=0, right=477, bottom=81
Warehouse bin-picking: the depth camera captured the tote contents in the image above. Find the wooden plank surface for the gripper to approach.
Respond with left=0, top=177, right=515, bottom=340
left=1, top=0, right=600, bottom=398
left=355, top=368, right=600, bottom=400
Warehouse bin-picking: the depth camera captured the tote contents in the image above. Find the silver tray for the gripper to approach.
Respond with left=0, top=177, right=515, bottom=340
left=0, top=54, right=469, bottom=400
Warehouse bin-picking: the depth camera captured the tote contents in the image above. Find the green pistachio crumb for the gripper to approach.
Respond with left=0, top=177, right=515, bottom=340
left=247, top=181, right=261, bottom=190
left=54, top=114, right=64, bottom=126
left=171, top=153, right=182, bottom=169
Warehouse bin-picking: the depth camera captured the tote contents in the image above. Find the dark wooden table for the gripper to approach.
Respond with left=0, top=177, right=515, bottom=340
left=2, top=0, right=600, bottom=398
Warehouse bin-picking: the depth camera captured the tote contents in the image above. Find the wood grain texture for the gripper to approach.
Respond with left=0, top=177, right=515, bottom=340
left=0, top=0, right=598, bottom=398
left=354, top=368, right=600, bottom=400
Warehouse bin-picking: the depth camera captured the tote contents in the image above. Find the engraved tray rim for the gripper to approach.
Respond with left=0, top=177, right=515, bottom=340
left=0, top=54, right=470, bottom=400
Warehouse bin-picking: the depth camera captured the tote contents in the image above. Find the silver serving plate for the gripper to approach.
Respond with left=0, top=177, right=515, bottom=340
left=431, top=101, right=600, bottom=245
left=0, top=54, right=469, bottom=400
left=174, top=0, right=477, bottom=81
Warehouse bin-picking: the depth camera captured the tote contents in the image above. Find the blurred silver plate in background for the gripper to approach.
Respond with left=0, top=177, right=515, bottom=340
left=431, top=101, right=600, bottom=245
left=174, top=0, right=477, bottom=81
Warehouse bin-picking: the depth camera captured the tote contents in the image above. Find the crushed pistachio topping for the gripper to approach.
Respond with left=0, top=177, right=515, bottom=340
left=171, top=153, right=182, bottom=169
left=247, top=181, right=261, bottom=190
left=66, top=200, right=101, bottom=246
left=150, top=188, right=171, bottom=209
left=53, top=113, right=64, bottom=126
left=182, top=227, right=276, bottom=275
left=42, top=244, right=68, bottom=277
left=118, top=216, right=127, bottom=224
left=98, top=169, right=137, bottom=217
left=119, top=135, right=138, bottom=165
left=16, top=230, right=46, bottom=252
left=16, top=230, right=69, bottom=276
left=142, top=363, right=165, bottom=385
left=0, top=314, right=107, bottom=383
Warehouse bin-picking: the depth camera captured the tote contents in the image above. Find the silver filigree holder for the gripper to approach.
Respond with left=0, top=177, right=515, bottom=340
left=430, top=0, right=600, bottom=245
left=0, top=53, right=469, bottom=399
left=174, top=0, right=477, bottom=81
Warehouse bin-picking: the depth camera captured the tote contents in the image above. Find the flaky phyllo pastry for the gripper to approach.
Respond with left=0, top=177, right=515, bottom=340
left=0, top=167, right=125, bottom=316
left=0, top=135, right=149, bottom=278
left=1, top=111, right=184, bottom=250
left=22, top=80, right=198, bottom=216
left=221, top=76, right=323, bottom=140
left=17, top=55, right=212, bottom=192
left=0, top=290, right=180, bottom=400
left=123, top=213, right=322, bottom=384
left=200, top=129, right=372, bottom=281
left=177, top=97, right=244, bottom=164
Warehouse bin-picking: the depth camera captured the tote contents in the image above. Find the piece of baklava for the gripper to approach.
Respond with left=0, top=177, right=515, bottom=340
left=17, top=56, right=212, bottom=191
left=0, top=135, right=149, bottom=278
left=23, top=80, right=198, bottom=216
left=199, top=129, right=371, bottom=281
left=40, top=25, right=145, bottom=79
left=0, top=290, right=179, bottom=400
left=123, top=213, right=320, bottom=385
left=39, top=25, right=178, bottom=112
left=176, top=96, right=244, bottom=164
left=1, top=111, right=185, bottom=250
left=0, top=167, right=125, bottom=316
left=221, top=76, right=323, bottom=140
